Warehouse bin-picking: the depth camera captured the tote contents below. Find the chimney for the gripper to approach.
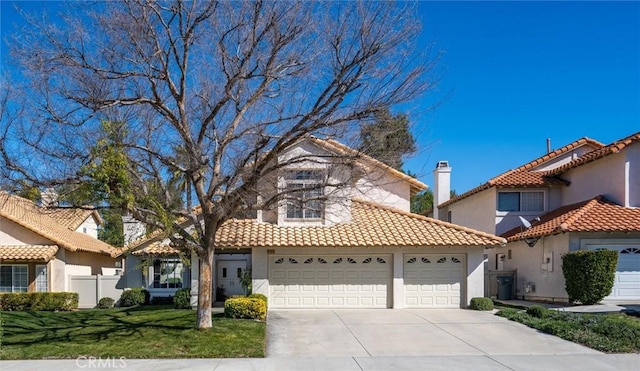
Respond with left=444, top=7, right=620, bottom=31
left=40, top=188, right=59, bottom=208
left=433, top=161, right=451, bottom=220
left=122, top=214, right=146, bottom=246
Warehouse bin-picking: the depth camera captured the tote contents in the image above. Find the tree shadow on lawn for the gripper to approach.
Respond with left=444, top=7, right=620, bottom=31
left=1, top=306, right=204, bottom=347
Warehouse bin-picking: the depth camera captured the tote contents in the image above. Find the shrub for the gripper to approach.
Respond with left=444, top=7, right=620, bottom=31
left=526, top=305, right=549, bottom=318
left=562, top=250, right=618, bottom=305
left=0, top=292, right=78, bottom=311
left=224, top=297, right=266, bottom=321
left=469, top=297, right=493, bottom=311
left=150, top=296, right=173, bottom=305
left=96, top=297, right=115, bottom=309
left=174, top=288, right=192, bottom=309
left=247, top=293, right=268, bottom=309
left=215, top=286, right=227, bottom=302
left=118, top=288, right=148, bottom=307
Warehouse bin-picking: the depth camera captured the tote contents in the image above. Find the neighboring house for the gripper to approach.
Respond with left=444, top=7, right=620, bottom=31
left=120, top=137, right=505, bottom=309
left=433, top=132, right=640, bottom=302
left=0, top=192, right=121, bottom=300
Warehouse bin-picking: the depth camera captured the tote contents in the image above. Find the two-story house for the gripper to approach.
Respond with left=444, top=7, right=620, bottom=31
left=121, top=137, right=505, bottom=309
left=433, top=132, right=640, bottom=302
left=0, top=192, right=121, bottom=296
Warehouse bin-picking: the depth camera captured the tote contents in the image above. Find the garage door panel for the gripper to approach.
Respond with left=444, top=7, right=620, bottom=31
left=404, top=254, right=465, bottom=308
left=269, top=254, right=392, bottom=308
left=588, top=245, right=640, bottom=300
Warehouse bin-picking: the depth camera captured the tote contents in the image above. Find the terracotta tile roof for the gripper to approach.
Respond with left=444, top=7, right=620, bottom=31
left=309, top=137, right=428, bottom=194
left=132, top=241, right=180, bottom=256
left=0, top=245, right=59, bottom=262
left=502, top=196, right=640, bottom=241
left=439, top=138, right=604, bottom=208
left=545, top=131, right=640, bottom=176
left=41, top=207, right=103, bottom=230
left=0, top=192, right=118, bottom=257
left=122, top=199, right=505, bottom=255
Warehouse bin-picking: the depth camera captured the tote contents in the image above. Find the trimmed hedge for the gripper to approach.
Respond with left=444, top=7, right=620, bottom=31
left=0, top=292, right=79, bottom=311
left=118, top=288, right=149, bottom=307
left=562, top=250, right=618, bottom=305
left=247, top=293, right=268, bottom=309
left=150, top=296, right=173, bottom=305
left=174, top=288, right=192, bottom=309
left=96, top=297, right=115, bottom=309
left=469, top=297, right=494, bottom=311
left=224, top=297, right=266, bottom=321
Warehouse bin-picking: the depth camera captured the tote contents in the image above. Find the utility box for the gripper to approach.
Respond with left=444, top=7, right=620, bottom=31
left=497, top=276, right=514, bottom=300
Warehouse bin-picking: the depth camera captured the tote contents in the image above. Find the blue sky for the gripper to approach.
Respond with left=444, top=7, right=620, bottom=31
left=407, top=1, right=640, bottom=193
left=1, top=1, right=639, bottom=194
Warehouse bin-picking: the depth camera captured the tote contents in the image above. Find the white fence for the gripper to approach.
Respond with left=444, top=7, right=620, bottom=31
left=69, top=274, right=124, bottom=308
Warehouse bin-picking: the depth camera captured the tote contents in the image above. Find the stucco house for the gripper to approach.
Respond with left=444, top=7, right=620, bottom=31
left=0, top=192, right=121, bottom=295
left=121, top=137, right=505, bottom=309
left=433, top=131, right=640, bottom=302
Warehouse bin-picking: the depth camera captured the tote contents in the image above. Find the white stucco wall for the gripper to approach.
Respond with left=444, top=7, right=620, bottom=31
left=0, top=217, right=52, bottom=245
left=252, top=245, right=485, bottom=308
left=561, top=152, right=626, bottom=206
left=353, top=169, right=411, bottom=212
left=497, top=234, right=570, bottom=302
left=75, top=216, right=99, bottom=238
left=530, top=144, right=597, bottom=171
left=447, top=188, right=497, bottom=234
left=625, top=141, right=639, bottom=207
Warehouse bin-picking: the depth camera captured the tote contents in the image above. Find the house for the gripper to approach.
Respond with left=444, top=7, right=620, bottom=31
left=120, top=137, right=505, bottom=309
left=0, top=192, right=121, bottom=304
left=433, top=132, right=640, bottom=302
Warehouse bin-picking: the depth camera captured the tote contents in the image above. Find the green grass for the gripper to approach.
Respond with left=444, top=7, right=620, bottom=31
left=496, top=308, right=640, bottom=353
left=0, top=305, right=265, bottom=359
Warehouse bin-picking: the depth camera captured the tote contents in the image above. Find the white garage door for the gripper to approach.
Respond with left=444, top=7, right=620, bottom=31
left=268, top=255, right=392, bottom=308
left=404, top=254, right=465, bottom=308
left=589, top=246, right=640, bottom=300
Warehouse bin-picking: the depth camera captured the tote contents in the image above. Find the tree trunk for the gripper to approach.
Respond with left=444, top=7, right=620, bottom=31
left=196, top=248, right=214, bottom=329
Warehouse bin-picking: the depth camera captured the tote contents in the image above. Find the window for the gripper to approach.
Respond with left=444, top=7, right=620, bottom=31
left=152, top=259, right=183, bottom=288
left=285, top=170, right=324, bottom=219
left=0, top=265, right=28, bottom=293
left=36, top=265, right=48, bottom=292
left=498, top=191, right=544, bottom=212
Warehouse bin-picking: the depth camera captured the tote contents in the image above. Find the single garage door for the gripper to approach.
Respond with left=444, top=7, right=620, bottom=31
left=589, top=246, right=640, bottom=300
left=404, top=254, right=465, bottom=308
left=269, top=254, right=392, bottom=308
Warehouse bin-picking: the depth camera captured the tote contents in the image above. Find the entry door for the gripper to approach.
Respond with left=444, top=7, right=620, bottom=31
left=218, top=260, right=247, bottom=296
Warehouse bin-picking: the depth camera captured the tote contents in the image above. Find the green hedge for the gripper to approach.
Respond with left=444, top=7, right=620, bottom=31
left=96, top=297, right=115, bottom=309
left=469, top=297, right=494, bottom=311
left=174, top=288, right=192, bottom=309
left=0, top=292, right=79, bottom=311
left=562, top=250, right=618, bottom=305
left=118, top=288, right=149, bottom=307
left=224, top=297, right=266, bottom=321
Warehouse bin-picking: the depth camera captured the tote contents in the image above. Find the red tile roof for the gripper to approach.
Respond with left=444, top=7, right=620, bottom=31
left=439, top=138, right=603, bottom=208
left=545, top=131, right=640, bottom=176
left=502, top=196, right=640, bottom=241
left=0, top=245, right=59, bottom=262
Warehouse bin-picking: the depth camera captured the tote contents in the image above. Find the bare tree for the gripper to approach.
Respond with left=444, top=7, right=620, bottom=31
left=1, top=0, right=438, bottom=328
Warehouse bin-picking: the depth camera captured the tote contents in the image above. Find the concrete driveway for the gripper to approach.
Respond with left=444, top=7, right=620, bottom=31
left=267, top=309, right=600, bottom=357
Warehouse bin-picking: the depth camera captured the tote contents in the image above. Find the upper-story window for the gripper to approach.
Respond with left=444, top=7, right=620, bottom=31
left=285, top=170, right=324, bottom=219
left=498, top=191, right=544, bottom=212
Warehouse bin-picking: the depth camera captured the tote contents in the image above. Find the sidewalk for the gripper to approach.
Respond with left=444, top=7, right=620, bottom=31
left=1, top=354, right=639, bottom=371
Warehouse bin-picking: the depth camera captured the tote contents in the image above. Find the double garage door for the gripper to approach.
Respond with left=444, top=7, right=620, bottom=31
left=268, top=254, right=465, bottom=308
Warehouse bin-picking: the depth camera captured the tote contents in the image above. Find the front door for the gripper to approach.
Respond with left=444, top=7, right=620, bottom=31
left=217, top=260, right=247, bottom=297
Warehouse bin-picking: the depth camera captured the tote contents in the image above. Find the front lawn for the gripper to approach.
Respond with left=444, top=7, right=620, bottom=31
left=0, top=306, right=265, bottom=359
left=496, top=306, right=640, bottom=353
